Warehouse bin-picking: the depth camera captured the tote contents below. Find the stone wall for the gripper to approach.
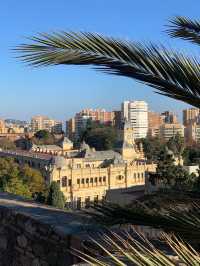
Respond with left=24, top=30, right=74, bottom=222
left=0, top=193, right=91, bottom=266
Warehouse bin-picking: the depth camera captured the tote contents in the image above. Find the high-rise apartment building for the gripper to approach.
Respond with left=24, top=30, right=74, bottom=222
left=31, top=116, right=62, bottom=134
left=161, top=111, right=178, bottom=124
left=159, top=123, right=184, bottom=141
left=183, top=108, right=200, bottom=126
left=66, top=118, right=76, bottom=140
left=121, top=101, right=148, bottom=139
left=148, top=111, right=164, bottom=137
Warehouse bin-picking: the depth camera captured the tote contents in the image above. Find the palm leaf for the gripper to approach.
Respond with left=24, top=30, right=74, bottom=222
left=16, top=32, right=200, bottom=108
left=86, top=202, right=200, bottom=242
left=72, top=230, right=200, bottom=266
left=167, top=16, right=200, bottom=46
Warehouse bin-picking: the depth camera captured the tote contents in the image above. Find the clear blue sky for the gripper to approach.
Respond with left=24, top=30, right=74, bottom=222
left=1, top=0, right=200, bottom=122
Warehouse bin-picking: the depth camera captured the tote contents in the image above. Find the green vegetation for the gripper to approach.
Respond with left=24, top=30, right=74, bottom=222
left=0, top=138, right=16, bottom=150
left=16, top=13, right=200, bottom=266
left=47, top=181, right=65, bottom=209
left=0, top=157, right=45, bottom=199
left=81, top=121, right=118, bottom=150
left=32, top=130, right=56, bottom=145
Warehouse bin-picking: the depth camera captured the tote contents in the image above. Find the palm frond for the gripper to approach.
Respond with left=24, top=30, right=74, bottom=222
left=72, top=231, right=200, bottom=266
left=16, top=32, right=200, bottom=108
left=167, top=16, right=200, bottom=45
left=86, top=203, right=200, bottom=242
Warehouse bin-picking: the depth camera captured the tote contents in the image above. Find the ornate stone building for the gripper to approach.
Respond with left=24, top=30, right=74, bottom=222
left=0, top=123, right=156, bottom=208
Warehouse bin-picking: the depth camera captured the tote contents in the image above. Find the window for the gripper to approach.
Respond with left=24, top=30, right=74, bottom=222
left=85, top=164, right=90, bottom=168
left=81, top=178, right=85, bottom=184
left=103, top=176, right=106, bottom=182
left=77, top=179, right=80, bottom=185
left=90, top=178, right=93, bottom=183
left=61, top=176, right=67, bottom=187
left=77, top=164, right=81, bottom=168
left=85, top=197, right=90, bottom=208
left=137, top=173, right=140, bottom=178
left=86, top=178, right=89, bottom=184
left=68, top=179, right=72, bottom=186
left=94, top=177, right=97, bottom=183
left=57, top=180, right=60, bottom=185
left=117, top=175, right=123, bottom=181
left=99, top=177, right=102, bottom=182
left=94, top=195, right=98, bottom=205
left=77, top=197, right=81, bottom=210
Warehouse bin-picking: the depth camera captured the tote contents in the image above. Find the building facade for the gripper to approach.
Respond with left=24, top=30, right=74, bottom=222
left=183, top=108, right=200, bottom=126
left=0, top=123, right=156, bottom=208
left=31, top=116, right=62, bottom=134
left=159, top=123, right=184, bottom=141
left=121, top=101, right=148, bottom=139
left=148, top=111, right=164, bottom=137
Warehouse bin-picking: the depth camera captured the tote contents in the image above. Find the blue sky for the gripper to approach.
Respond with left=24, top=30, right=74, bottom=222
left=1, top=0, right=200, bottom=122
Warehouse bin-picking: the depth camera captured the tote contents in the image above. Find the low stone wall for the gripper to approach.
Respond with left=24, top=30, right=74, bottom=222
left=0, top=193, right=92, bottom=266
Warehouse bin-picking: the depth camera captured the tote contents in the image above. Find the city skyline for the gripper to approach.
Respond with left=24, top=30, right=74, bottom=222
left=1, top=0, right=198, bottom=120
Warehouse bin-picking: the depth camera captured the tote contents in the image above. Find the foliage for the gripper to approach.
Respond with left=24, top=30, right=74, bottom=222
left=0, top=138, right=16, bottom=150
left=46, top=181, right=65, bottom=209
left=32, top=130, right=55, bottom=145
left=5, top=177, right=31, bottom=198
left=140, top=137, right=165, bottom=161
left=73, top=231, right=200, bottom=266
left=0, top=157, right=45, bottom=199
left=20, top=165, right=45, bottom=195
left=167, top=133, right=185, bottom=159
left=183, top=146, right=200, bottom=165
left=81, top=121, right=118, bottom=150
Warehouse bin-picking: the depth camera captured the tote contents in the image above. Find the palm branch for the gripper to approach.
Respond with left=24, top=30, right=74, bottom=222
left=16, top=32, right=200, bottom=108
left=73, top=231, right=200, bottom=266
left=167, top=16, right=200, bottom=46
left=86, top=202, right=200, bottom=243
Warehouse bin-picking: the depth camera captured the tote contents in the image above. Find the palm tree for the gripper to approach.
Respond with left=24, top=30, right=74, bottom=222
left=16, top=16, right=200, bottom=264
left=16, top=16, right=200, bottom=108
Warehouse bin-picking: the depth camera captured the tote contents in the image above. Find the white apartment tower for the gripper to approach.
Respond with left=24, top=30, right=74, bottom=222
left=121, top=100, right=148, bottom=139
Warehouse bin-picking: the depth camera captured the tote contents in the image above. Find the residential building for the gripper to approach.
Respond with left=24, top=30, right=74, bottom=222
left=66, top=118, right=75, bottom=140
left=159, top=123, right=184, bottom=141
left=31, top=115, right=62, bottom=134
left=73, top=108, right=115, bottom=138
left=183, top=108, right=200, bottom=126
left=184, top=122, right=200, bottom=144
left=148, top=111, right=163, bottom=137
left=161, top=111, right=178, bottom=124
left=0, top=123, right=156, bottom=209
left=121, top=101, right=148, bottom=139
left=0, top=120, right=6, bottom=134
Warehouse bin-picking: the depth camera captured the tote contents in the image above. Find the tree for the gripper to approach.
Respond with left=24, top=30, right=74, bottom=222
left=32, top=130, right=55, bottom=145
left=46, top=181, right=65, bottom=209
left=16, top=17, right=200, bottom=109
left=4, top=177, right=31, bottom=198
left=167, top=133, right=185, bottom=164
left=81, top=121, right=118, bottom=150
left=0, top=138, right=16, bottom=150
left=20, top=165, right=45, bottom=196
left=140, top=136, right=165, bottom=161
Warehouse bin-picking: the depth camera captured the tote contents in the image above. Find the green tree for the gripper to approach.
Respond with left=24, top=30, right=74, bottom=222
left=167, top=133, right=185, bottom=164
left=20, top=165, right=45, bottom=196
left=0, top=138, right=16, bottom=150
left=140, top=136, right=165, bottom=161
left=81, top=122, right=118, bottom=151
left=47, top=181, right=65, bottom=209
left=32, top=130, right=55, bottom=145
left=4, top=176, right=31, bottom=198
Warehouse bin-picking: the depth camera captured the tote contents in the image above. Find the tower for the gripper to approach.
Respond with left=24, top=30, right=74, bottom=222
left=121, top=121, right=137, bottom=161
